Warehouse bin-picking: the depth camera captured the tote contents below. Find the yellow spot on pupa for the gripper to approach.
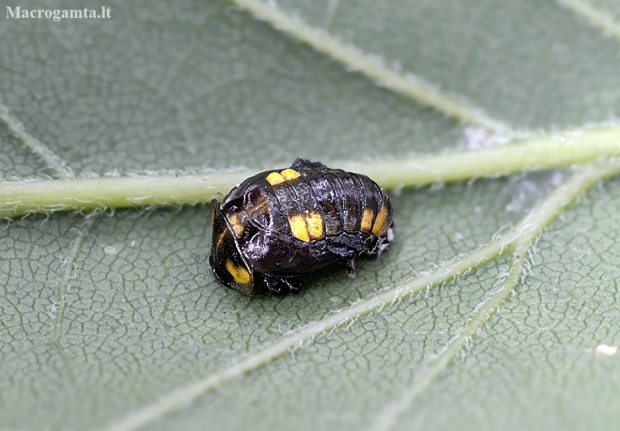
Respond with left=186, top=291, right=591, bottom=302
left=266, top=172, right=285, bottom=185
left=216, top=229, right=227, bottom=249
left=288, top=214, right=310, bottom=242
left=267, top=169, right=301, bottom=185
left=360, top=208, right=374, bottom=231
left=280, top=168, right=300, bottom=181
left=226, top=260, right=251, bottom=284
left=305, top=211, right=323, bottom=240
left=228, top=213, right=244, bottom=237
left=372, top=206, right=389, bottom=236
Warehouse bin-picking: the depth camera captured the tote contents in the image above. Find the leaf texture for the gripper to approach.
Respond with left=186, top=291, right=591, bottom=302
left=1, top=1, right=620, bottom=430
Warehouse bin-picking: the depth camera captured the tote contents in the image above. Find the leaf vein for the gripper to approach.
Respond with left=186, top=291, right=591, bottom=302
left=2, top=125, right=620, bottom=218
left=101, top=161, right=620, bottom=431
left=229, top=0, right=518, bottom=134
left=558, top=0, right=620, bottom=40
left=101, top=227, right=512, bottom=431
left=368, top=161, right=620, bottom=430
left=49, top=217, right=96, bottom=343
left=0, top=102, right=74, bottom=179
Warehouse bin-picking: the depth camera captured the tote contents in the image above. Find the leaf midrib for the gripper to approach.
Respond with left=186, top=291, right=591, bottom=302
left=2, top=0, right=620, bottom=430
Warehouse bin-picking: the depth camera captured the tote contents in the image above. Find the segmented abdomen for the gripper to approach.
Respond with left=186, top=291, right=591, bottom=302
left=267, top=166, right=392, bottom=241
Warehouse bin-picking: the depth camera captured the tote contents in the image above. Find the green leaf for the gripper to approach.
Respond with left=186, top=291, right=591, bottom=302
left=1, top=1, right=620, bottom=430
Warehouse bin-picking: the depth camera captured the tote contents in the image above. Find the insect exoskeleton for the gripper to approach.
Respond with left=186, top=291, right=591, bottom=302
left=209, top=158, right=394, bottom=295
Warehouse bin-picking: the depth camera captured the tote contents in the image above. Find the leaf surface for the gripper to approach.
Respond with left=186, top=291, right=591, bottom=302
left=1, top=1, right=620, bottom=430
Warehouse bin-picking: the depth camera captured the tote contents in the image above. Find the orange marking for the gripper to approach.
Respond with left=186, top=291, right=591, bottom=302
left=372, top=206, right=390, bottom=236
left=288, top=214, right=310, bottom=242
left=267, top=169, right=301, bottom=185
left=361, top=208, right=374, bottom=231
left=228, top=213, right=244, bottom=237
left=305, top=211, right=323, bottom=240
left=216, top=229, right=227, bottom=249
left=226, top=260, right=251, bottom=284
left=280, top=168, right=300, bottom=181
left=266, top=172, right=284, bottom=185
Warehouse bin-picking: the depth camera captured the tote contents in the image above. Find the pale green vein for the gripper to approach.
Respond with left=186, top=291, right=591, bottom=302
left=102, top=161, right=620, bottom=431
left=230, top=0, right=515, bottom=134
left=346, top=125, right=620, bottom=189
left=558, top=0, right=620, bottom=40
left=102, top=241, right=510, bottom=431
left=3, top=125, right=620, bottom=219
left=50, top=217, right=96, bottom=342
left=0, top=171, right=246, bottom=219
left=47, top=217, right=96, bottom=386
left=368, top=161, right=620, bottom=431
left=1, top=104, right=88, bottom=387
left=0, top=107, right=95, bottom=396
left=0, top=102, right=74, bottom=179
